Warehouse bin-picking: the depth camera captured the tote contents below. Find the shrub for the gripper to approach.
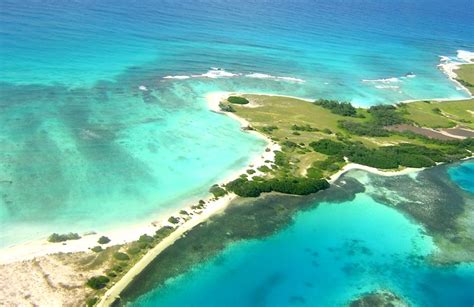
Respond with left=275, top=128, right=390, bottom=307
left=168, top=216, right=180, bottom=224
left=91, top=246, right=103, bottom=253
left=247, top=169, right=256, bottom=175
left=86, top=276, right=110, bottom=290
left=127, top=246, right=141, bottom=255
left=322, top=128, right=332, bottom=134
left=314, top=99, right=357, bottom=117
left=218, top=102, right=235, bottom=112
left=368, top=104, right=405, bottom=126
left=113, top=252, right=130, bottom=261
left=86, top=297, right=98, bottom=307
left=291, top=124, right=319, bottom=132
left=261, top=125, right=278, bottom=133
left=274, top=151, right=289, bottom=167
left=306, top=167, right=323, bottom=179
left=112, top=264, right=124, bottom=273
left=227, top=96, right=249, bottom=104
left=209, top=184, right=227, bottom=198
left=155, top=226, right=174, bottom=239
left=48, top=232, right=80, bottom=243
left=138, top=234, right=154, bottom=243
left=282, top=140, right=298, bottom=149
left=97, top=236, right=111, bottom=245
left=137, top=242, right=149, bottom=249
left=225, top=177, right=329, bottom=197
left=106, top=270, right=117, bottom=278
left=309, top=139, right=347, bottom=155
left=339, top=120, right=389, bottom=137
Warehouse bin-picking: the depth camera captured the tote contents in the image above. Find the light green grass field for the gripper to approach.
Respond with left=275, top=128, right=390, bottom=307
left=456, top=64, right=474, bottom=95
left=402, top=99, right=474, bottom=129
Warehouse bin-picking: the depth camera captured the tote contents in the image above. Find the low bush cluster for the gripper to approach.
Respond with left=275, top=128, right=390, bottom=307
left=218, top=102, right=235, bottom=112
left=97, top=236, right=111, bottom=244
left=310, top=138, right=470, bottom=169
left=314, top=99, right=357, bottom=117
left=113, top=252, right=130, bottom=261
left=226, top=177, right=329, bottom=197
left=48, top=232, right=80, bottom=243
left=227, top=96, right=249, bottom=104
left=291, top=124, right=319, bottom=132
left=86, top=276, right=110, bottom=290
left=209, top=184, right=227, bottom=198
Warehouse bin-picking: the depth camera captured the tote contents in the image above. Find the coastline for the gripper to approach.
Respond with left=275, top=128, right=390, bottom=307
left=2, top=54, right=473, bottom=306
left=436, top=50, right=474, bottom=98
left=0, top=94, right=279, bottom=265
left=96, top=92, right=281, bottom=306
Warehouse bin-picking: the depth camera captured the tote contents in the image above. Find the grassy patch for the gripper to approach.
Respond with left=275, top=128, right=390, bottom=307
left=402, top=99, right=473, bottom=129
left=455, top=64, right=474, bottom=95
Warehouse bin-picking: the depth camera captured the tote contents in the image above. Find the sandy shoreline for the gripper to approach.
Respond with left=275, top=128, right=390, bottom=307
left=435, top=50, right=474, bottom=98
left=0, top=93, right=279, bottom=265
left=2, top=51, right=473, bottom=305
left=96, top=92, right=281, bottom=306
left=97, top=193, right=236, bottom=307
left=328, top=163, right=422, bottom=183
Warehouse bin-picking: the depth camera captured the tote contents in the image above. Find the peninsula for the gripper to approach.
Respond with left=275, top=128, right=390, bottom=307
left=1, top=63, right=473, bottom=307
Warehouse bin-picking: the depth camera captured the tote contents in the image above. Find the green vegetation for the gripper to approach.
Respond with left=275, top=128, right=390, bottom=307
left=209, top=184, right=227, bottom=198
left=86, top=297, right=98, bottom=307
left=48, top=232, right=81, bottom=243
left=226, top=177, right=329, bottom=197
left=227, top=96, right=249, bottom=104
left=155, top=226, right=175, bottom=240
left=91, top=246, right=103, bottom=253
left=455, top=64, right=474, bottom=95
left=314, top=99, right=357, bottom=117
left=220, top=91, right=472, bottom=198
left=219, top=102, right=235, bottom=112
left=168, top=216, right=180, bottom=224
left=310, top=138, right=470, bottom=169
left=127, top=246, right=141, bottom=255
left=97, top=236, right=111, bottom=244
left=339, top=104, right=406, bottom=137
left=113, top=252, right=130, bottom=261
left=86, top=276, right=110, bottom=290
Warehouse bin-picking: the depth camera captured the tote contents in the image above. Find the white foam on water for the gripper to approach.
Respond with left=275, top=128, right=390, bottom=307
left=198, top=68, right=239, bottom=78
left=362, top=77, right=401, bottom=83
left=375, top=85, right=400, bottom=90
left=457, top=50, right=474, bottom=63
left=245, top=72, right=305, bottom=83
left=162, top=68, right=305, bottom=83
left=139, top=85, right=148, bottom=91
left=163, top=75, right=191, bottom=80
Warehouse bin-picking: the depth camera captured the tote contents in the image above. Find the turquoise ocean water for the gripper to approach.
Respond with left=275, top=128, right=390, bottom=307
left=1, top=0, right=473, bottom=305
left=129, top=163, right=474, bottom=306
left=1, top=0, right=473, bottom=246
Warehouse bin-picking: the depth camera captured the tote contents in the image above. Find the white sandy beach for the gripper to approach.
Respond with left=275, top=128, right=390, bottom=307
left=2, top=89, right=472, bottom=306
left=0, top=92, right=280, bottom=266
left=437, top=50, right=474, bottom=97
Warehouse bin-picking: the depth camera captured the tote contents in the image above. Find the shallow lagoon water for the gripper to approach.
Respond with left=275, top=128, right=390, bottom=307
left=129, top=162, right=474, bottom=307
left=1, top=0, right=474, bottom=246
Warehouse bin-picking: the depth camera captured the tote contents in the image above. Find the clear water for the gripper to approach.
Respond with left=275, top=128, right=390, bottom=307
left=1, top=0, right=473, bottom=246
left=448, top=161, right=474, bottom=193
left=130, top=163, right=474, bottom=307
